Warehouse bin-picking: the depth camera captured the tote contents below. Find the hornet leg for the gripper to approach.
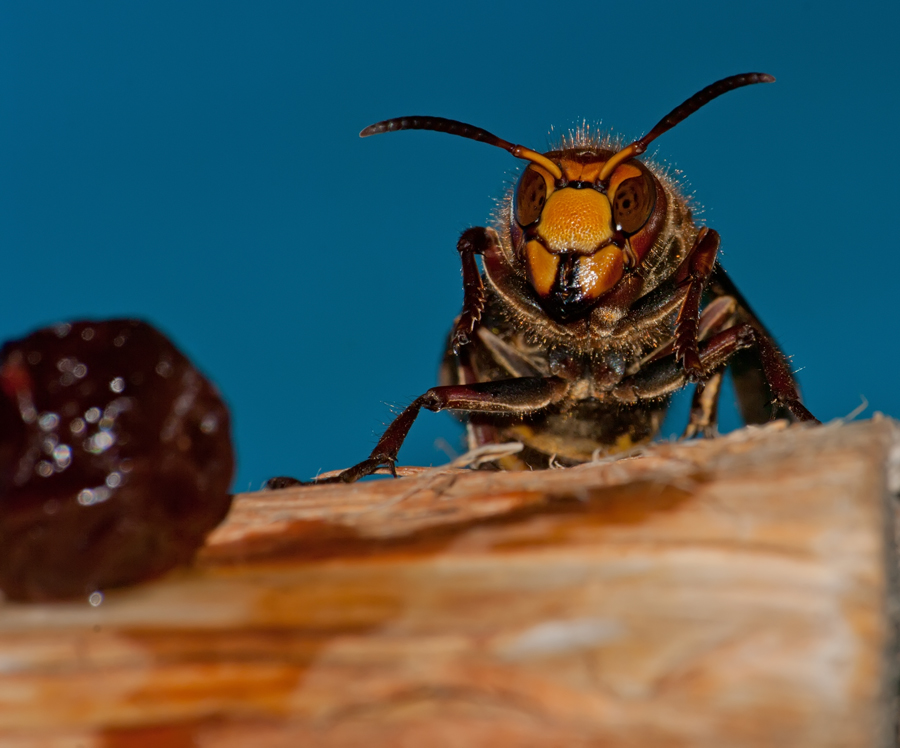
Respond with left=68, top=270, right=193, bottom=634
left=267, top=376, right=569, bottom=487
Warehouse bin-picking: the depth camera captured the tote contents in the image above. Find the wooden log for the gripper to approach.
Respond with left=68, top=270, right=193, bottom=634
left=0, top=418, right=897, bottom=747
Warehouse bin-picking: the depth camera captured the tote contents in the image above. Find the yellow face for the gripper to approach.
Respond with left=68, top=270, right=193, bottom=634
left=361, top=75, right=773, bottom=322
left=512, top=155, right=659, bottom=319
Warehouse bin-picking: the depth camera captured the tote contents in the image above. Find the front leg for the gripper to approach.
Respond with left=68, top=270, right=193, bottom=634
left=267, top=376, right=569, bottom=487
left=707, top=264, right=810, bottom=424
left=615, top=323, right=818, bottom=424
left=673, top=227, right=720, bottom=378
left=450, top=227, right=497, bottom=354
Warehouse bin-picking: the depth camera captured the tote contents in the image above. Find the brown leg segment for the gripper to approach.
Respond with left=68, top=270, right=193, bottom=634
left=267, top=376, right=569, bottom=487
left=681, top=295, right=736, bottom=439
left=752, top=328, right=817, bottom=422
left=673, top=228, right=720, bottom=378
left=332, top=376, right=569, bottom=483
left=632, top=293, right=737, bottom=372
left=450, top=227, right=497, bottom=354
left=617, top=323, right=819, bottom=424
left=708, top=264, right=815, bottom=424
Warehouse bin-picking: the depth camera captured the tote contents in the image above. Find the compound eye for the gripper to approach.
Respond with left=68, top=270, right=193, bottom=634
left=515, top=167, right=548, bottom=227
left=613, top=172, right=655, bottom=235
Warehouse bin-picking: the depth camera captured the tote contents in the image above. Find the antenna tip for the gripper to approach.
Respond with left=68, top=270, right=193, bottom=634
left=360, top=119, right=404, bottom=138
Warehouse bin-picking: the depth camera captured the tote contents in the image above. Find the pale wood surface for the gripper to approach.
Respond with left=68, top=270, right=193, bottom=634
left=0, top=418, right=897, bottom=747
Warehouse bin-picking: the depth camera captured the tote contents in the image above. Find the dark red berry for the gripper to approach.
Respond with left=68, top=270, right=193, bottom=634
left=0, top=320, right=234, bottom=601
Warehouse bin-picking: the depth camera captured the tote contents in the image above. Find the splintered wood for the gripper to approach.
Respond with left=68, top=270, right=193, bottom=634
left=0, top=419, right=897, bottom=747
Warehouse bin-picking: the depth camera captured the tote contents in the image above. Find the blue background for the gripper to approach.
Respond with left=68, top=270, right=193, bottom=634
left=2, top=1, right=898, bottom=491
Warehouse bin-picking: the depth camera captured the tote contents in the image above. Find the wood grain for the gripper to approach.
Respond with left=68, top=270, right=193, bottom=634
left=0, top=418, right=897, bottom=747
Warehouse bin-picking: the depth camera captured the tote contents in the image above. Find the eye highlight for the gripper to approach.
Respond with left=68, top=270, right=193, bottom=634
left=514, top=167, right=549, bottom=227
left=612, top=172, right=655, bottom=235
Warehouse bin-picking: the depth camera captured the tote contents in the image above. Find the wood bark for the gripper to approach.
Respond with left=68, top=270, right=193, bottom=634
left=0, top=418, right=897, bottom=747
